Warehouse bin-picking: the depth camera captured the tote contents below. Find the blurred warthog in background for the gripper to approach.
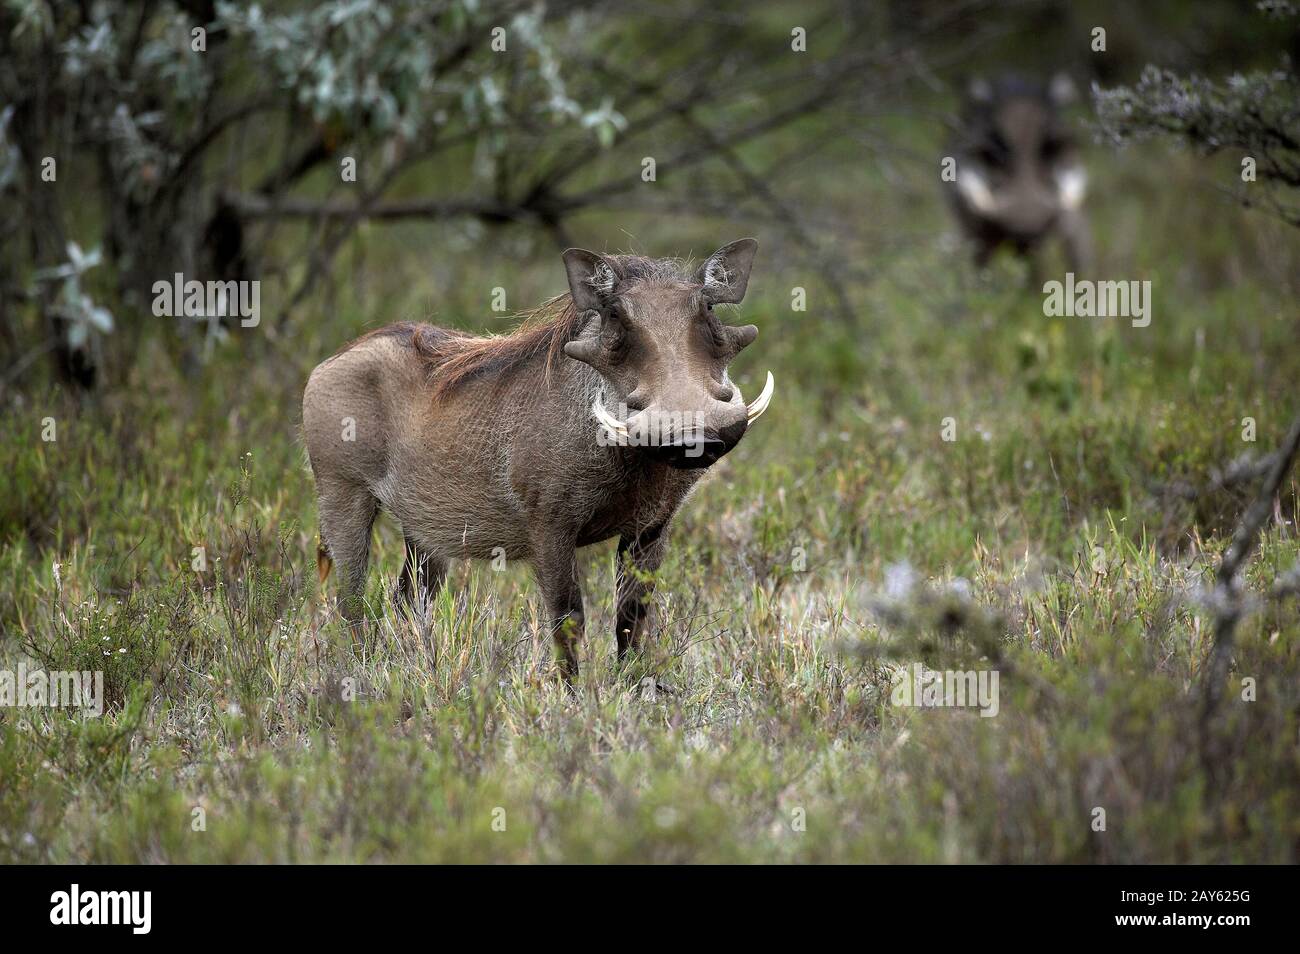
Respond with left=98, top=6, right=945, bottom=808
left=947, top=73, right=1091, bottom=276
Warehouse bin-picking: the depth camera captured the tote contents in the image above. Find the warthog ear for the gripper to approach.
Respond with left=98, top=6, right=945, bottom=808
left=696, top=238, right=758, bottom=305
left=562, top=248, right=619, bottom=315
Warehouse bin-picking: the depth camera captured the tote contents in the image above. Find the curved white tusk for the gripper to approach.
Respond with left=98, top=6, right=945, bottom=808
left=956, top=167, right=999, bottom=215
left=592, top=396, right=629, bottom=442
left=746, top=371, right=775, bottom=424
left=1055, top=166, right=1087, bottom=210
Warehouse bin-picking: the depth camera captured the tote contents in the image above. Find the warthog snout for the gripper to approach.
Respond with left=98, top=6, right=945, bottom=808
left=636, top=414, right=749, bottom=469
left=593, top=366, right=774, bottom=468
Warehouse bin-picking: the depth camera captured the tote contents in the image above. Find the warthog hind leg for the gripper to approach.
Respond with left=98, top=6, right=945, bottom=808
left=317, top=478, right=379, bottom=642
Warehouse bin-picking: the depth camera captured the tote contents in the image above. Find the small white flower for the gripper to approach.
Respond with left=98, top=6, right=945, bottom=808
left=885, top=561, right=918, bottom=600
left=653, top=806, right=678, bottom=829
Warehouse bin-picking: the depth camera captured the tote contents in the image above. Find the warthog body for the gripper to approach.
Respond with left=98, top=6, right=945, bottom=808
left=947, top=74, right=1091, bottom=274
left=303, top=240, right=772, bottom=681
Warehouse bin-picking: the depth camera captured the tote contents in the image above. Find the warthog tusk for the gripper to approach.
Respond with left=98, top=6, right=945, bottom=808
left=957, top=167, right=998, bottom=215
left=592, top=396, right=628, bottom=441
left=746, top=371, right=774, bottom=424
left=1055, top=166, right=1087, bottom=210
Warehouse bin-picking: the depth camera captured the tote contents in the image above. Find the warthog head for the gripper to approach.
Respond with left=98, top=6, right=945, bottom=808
left=561, top=239, right=773, bottom=469
left=954, top=73, right=1086, bottom=243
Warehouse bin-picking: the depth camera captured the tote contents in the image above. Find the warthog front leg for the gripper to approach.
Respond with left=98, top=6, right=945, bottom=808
left=532, top=544, right=584, bottom=687
left=616, top=524, right=666, bottom=662
left=394, top=536, right=448, bottom=614
left=1060, top=208, right=1092, bottom=275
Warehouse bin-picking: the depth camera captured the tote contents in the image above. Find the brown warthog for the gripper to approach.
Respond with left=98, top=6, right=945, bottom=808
left=947, top=73, right=1091, bottom=275
left=303, top=239, right=773, bottom=682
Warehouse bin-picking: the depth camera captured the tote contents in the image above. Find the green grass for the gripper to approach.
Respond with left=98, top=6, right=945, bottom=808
left=2, top=141, right=1299, bottom=863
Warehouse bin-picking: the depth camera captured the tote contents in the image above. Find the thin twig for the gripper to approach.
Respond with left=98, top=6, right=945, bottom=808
left=1199, top=410, right=1300, bottom=770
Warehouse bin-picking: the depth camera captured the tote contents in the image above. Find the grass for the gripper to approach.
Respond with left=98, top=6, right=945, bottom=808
left=1, top=136, right=1299, bottom=863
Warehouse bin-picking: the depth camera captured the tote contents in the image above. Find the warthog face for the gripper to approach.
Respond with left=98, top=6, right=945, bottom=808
left=562, top=239, right=772, bottom=469
left=954, top=73, right=1086, bottom=245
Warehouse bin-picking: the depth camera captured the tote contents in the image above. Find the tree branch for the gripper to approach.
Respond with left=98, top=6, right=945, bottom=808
left=1200, top=410, right=1300, bottom=770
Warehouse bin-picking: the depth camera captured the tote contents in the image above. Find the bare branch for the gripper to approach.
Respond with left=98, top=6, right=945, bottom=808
left=1200, top=410, right=1300, bottom=768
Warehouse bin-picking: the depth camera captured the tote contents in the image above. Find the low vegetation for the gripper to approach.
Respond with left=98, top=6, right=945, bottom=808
left=3, top=124, right=1298, bottom=861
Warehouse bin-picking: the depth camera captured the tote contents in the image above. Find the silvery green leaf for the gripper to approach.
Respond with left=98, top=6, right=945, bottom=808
left=83, top=299, right=115, bottom=333
left=66, top=242, right=87, bottom=271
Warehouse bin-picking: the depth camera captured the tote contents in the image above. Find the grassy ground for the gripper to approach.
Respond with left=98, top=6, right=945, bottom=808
left=2, top=133, right=1299, bottom=862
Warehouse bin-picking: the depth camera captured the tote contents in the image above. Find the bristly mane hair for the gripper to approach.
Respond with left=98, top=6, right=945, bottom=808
left=335, top=254, right=696, bottom=396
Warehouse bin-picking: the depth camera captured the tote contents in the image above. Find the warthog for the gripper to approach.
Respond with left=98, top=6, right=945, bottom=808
left=947, top=73, right=1091, bottom=275
left=303, top=239, right=773, bottom=682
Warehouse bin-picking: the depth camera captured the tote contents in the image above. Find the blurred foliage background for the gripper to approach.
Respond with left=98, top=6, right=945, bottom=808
left=2, top=0, right=1295, bottom=386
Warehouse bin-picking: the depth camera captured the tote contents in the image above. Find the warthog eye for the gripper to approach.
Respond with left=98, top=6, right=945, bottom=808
left=977, top=132, right=1008, bottom=167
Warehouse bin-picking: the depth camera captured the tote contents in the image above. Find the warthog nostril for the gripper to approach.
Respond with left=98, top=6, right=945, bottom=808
left=713, top=419, right=747, bottom=448
left=645, top=438, right=726, bottom=469
left=641, top=419, right=748, bottom=470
